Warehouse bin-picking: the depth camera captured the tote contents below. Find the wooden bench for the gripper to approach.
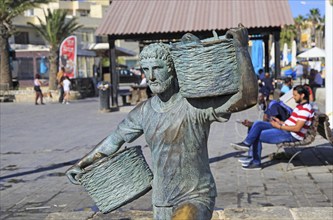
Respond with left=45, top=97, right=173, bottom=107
left=118, top=89, right=132, bottom=106
left=275, top=112, right=333, bottom=171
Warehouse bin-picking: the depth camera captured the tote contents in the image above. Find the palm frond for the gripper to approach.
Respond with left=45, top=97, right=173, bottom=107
left=1, top=0, right=53, bottom=20
left=28, top=8, right=83, bottom=51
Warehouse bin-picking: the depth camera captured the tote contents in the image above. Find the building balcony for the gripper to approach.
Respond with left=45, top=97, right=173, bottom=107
left=13, top=15, right=39, bottom=26
left=76, top=16, right=102, bottom=28
left=58, top=1, right=91, bottom=10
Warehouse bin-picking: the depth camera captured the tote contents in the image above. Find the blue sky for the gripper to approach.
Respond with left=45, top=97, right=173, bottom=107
left=289, top=0, right=326, bottom=18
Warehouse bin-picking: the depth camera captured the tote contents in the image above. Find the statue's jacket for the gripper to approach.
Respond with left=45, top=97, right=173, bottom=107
left=114, top=93, right=226, bottom=207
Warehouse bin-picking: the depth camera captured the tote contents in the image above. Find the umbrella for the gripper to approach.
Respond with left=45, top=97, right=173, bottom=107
left=291, top=40, right=297, bottom=67
left=297, top=47, right=326, bottom=58
left=282, top=43, right=288, bottom=67
left=251, top=40, right=263, bottom=75
left=269, top=42, right=275, bottom=68
left=40, top=57, right=48, bottom=75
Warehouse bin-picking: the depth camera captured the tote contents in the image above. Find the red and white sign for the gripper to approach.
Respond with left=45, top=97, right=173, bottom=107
left=59, top=36, right=77, bottom=78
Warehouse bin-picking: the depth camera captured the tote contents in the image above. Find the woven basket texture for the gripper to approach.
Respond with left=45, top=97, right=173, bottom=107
left=79, top=146, right=153, bottom=213
left=170, top=36, right=239, bottom=98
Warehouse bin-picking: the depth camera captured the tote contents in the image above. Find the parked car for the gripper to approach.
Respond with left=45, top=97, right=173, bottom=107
left=118, top=69, right=141, bottom=84
left=101, top=67, right=141, bottom=84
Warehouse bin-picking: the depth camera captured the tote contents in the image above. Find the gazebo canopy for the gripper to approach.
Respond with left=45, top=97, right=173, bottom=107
left=96, top=0, right=294, bottom=40
left=96, top=0, right=294, bottom=107
left=85, top=43, right=136, bottom=57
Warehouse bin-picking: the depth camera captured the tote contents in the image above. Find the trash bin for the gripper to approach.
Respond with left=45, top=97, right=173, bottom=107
left=97, top=82, right=111, bottom=112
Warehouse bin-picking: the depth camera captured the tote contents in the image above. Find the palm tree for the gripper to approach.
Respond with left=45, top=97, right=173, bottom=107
left=280, top=25, right=296, bottom=49
left=294, top=15, right=305, bottom=52
left=28, top=9, right=82, bottom=90
left=0, top=0, right=52, bottom=88
left=307, top=8, right=321, bottom=46
left=315, top=16, right=325, bottom=48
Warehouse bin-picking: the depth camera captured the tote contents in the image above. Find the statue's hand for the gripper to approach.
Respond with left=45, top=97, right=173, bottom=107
left=226, top=24, right=248, bottom=48
left=66, top=165, right=83, bottom=185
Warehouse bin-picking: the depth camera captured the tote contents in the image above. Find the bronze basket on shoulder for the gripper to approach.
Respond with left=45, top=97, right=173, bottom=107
left=170, top=32, right=239, bottom=98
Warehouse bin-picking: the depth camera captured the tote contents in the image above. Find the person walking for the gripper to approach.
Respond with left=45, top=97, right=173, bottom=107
left=231, top=85, right=314, bottom=170
left=57, top=67, right=65, bottom=103
left=62, top=76, right=71, bottom=104
left=33, top=74, right=45, bottom=105
left=259, top=72, right=274, bottom=101
left=293, top=61, right=303, bottom=78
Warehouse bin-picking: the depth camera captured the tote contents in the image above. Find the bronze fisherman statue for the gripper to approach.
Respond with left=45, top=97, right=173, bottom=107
left=66, top=25, right=257, bottom=220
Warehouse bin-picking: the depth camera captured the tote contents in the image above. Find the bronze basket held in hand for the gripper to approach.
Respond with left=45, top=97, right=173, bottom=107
left=77, top=146, right=153, bottom=213
left=170, top=30, right=240, bottom=98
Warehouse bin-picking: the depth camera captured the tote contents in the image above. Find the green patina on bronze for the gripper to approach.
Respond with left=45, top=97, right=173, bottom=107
left=171, top=32, right=239, bottom=98
left=66, top=24, right=258, bottom=219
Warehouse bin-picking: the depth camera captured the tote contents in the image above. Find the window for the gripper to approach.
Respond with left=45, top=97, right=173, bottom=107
left=79, top=10, right=90, bottom=17
left=24, top=9, right=34, bottom=16
left=17, top=58, right=34, bottom=80
left=14, top=32, right=29, bottom=44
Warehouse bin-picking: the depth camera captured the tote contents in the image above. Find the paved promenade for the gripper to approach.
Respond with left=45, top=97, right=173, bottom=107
left=0, top=98, right=332, bottom=219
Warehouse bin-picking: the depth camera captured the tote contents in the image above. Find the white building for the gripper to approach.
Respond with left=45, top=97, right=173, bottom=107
left=10, top=0, right=138, bottom=85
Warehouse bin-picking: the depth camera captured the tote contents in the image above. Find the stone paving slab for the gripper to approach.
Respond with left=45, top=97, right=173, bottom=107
left=1, top=98, right=332, bottom=220
left=45, top=211, right=94, bottom=220
left=290, top=207, right=333, bottom=220
left=223, top=207, right=293, bottom=220
left=44, top=207, right=333, bottom=220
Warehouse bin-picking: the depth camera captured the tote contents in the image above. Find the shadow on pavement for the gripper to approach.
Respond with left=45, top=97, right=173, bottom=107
left=261, top=144, right=333, bottom=169
left=0, top=159, right=79, bottom=181
left=209, top=151, right=245, bottom=164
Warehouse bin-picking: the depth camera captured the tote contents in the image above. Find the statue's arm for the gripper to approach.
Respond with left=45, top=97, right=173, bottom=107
left=215, top=25, right=258, bottom=115
left=78, top=133, right=125, bottom=168
left=66, top=104, right=145, bottom=185
left=66, top=132, right=125, bottom=185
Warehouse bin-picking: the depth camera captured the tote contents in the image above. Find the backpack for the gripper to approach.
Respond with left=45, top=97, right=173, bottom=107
left=268, top=100, right=293, bottom=118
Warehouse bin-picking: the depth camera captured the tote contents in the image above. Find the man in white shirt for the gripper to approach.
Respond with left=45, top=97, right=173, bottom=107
left=294, top=61, right=303, bottom=78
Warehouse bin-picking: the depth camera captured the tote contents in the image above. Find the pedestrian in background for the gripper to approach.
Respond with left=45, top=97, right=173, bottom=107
left=308, top=69, right=323, bottom=101
left=280, top=77, right=293, bottom=96
left=57, top=67, right=65, bottom=103
left=259, top=72, right=274, bottom=101
left=62, top=76, right=71, bottom=104
left=34, top=74, right=45, bottom=105
left=258, top=69, right=265, bottom=80
left=293, top=61, right=303, bottom=78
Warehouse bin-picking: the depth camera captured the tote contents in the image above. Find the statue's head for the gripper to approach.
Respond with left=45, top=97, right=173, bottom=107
left=139, top=43, right=175, bottom=75
left=139, top=43, right=177, bottom=95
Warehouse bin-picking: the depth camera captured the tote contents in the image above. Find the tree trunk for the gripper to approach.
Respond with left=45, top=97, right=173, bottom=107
left=296, top=27, right=302, bottom=52
left=48, top=49, right=58, bottom=90
left=0, top=35, right=13, bottom=88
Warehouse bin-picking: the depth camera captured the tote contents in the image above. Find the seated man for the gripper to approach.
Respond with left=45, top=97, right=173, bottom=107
left=231, top=85, right=314, bottom=170
left=280, top=77, right=293, bottom=96
left=238, top=98, right=292, bottom=166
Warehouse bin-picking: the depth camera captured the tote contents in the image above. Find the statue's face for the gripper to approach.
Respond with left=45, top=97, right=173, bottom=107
left=140, top=58, right=173, bottom=94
